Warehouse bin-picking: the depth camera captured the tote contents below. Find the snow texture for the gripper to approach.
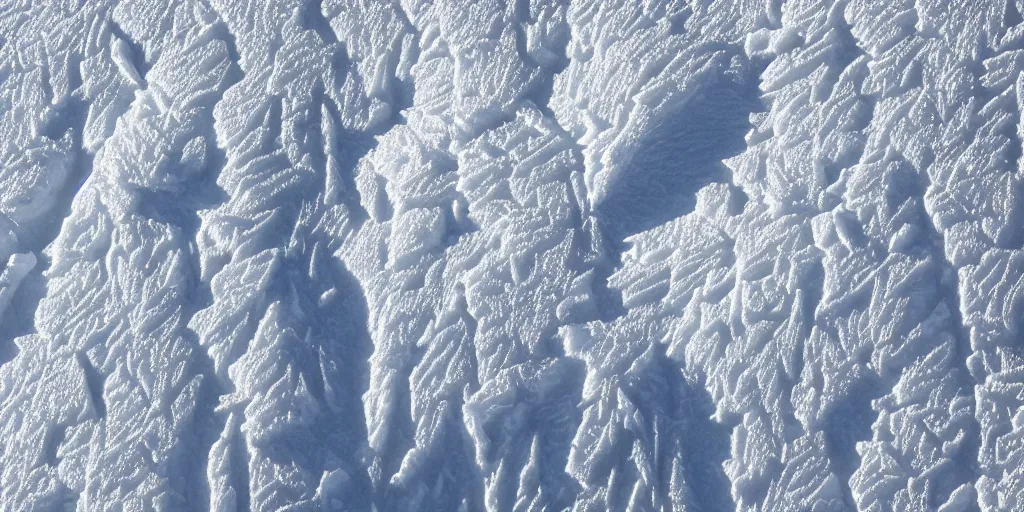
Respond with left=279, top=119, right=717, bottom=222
left=1, top=0, right=1023, bottom=511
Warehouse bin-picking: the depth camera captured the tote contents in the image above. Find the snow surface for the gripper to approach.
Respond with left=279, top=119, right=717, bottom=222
left=1, top=0, right=1023, bottom=510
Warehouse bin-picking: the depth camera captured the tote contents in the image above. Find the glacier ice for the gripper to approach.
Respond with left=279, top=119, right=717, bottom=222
left=2, top=0, right=1024, bottom=510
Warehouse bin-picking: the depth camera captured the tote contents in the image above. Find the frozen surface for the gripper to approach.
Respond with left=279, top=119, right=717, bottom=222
left=1, top=1, right=1024, bottom=510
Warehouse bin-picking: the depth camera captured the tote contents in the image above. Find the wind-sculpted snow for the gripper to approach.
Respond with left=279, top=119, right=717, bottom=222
left=3, top=0, right=1024, bottom=510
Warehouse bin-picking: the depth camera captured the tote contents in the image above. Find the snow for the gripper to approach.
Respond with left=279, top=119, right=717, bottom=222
left=1, top=0, right=1023, bottom=510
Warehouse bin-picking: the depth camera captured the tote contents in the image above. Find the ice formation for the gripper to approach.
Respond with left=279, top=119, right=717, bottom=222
left=1, top=0, right=1023, bottom=510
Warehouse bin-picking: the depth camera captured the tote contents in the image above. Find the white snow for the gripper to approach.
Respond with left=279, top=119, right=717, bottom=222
left=1, top=0, right=1022, bottom=510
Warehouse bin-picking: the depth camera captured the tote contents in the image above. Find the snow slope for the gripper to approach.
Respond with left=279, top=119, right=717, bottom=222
left=1, top=0, right=1023, bottom=510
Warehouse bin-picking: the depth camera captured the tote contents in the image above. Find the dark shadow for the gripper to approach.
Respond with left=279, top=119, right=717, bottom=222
left=43, top=424, right=67, bottom=467
left=514, top=0, right=570, bottom=122
left=595, top=78, right=758, bottom=247
left=823, top=375, right=881, bottom=509
left=324, top=102, right=376, bottom=226
left=134, top=171, right=228, bottom=240
left=107, top=20, right=150, bottom=81
left=586, top=67, right=760, bottom=327
left=802, top=258, right=825, bottom=337
left=676, top=382, right=735, bottom=512
left=133, top=135, right=234, bottom=512
left=590, top=258, right=627, bottom=321
left=664, top=355, right=734, bottom=511
left=616, top=346, right=734, bottom=510
left=228, top=419, right=253, bottom=511
left=1009, top=0, right=1024, bottom=27
left=318, top=67, right=418, bottom=229
left=223, top=240, right=375, bottom=509
left=0, top=270, right=45, bottom=365
left=269, top=236, right=376, bottom=509
left=299, top=0, right=338, bottom=45
left=26, top=92, right=92, bottom=250
left=0, top=94, right=93, bottom=364
left=75, top=351, right=107, bottom=418
left=531, top=357, right=587, bottom=511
